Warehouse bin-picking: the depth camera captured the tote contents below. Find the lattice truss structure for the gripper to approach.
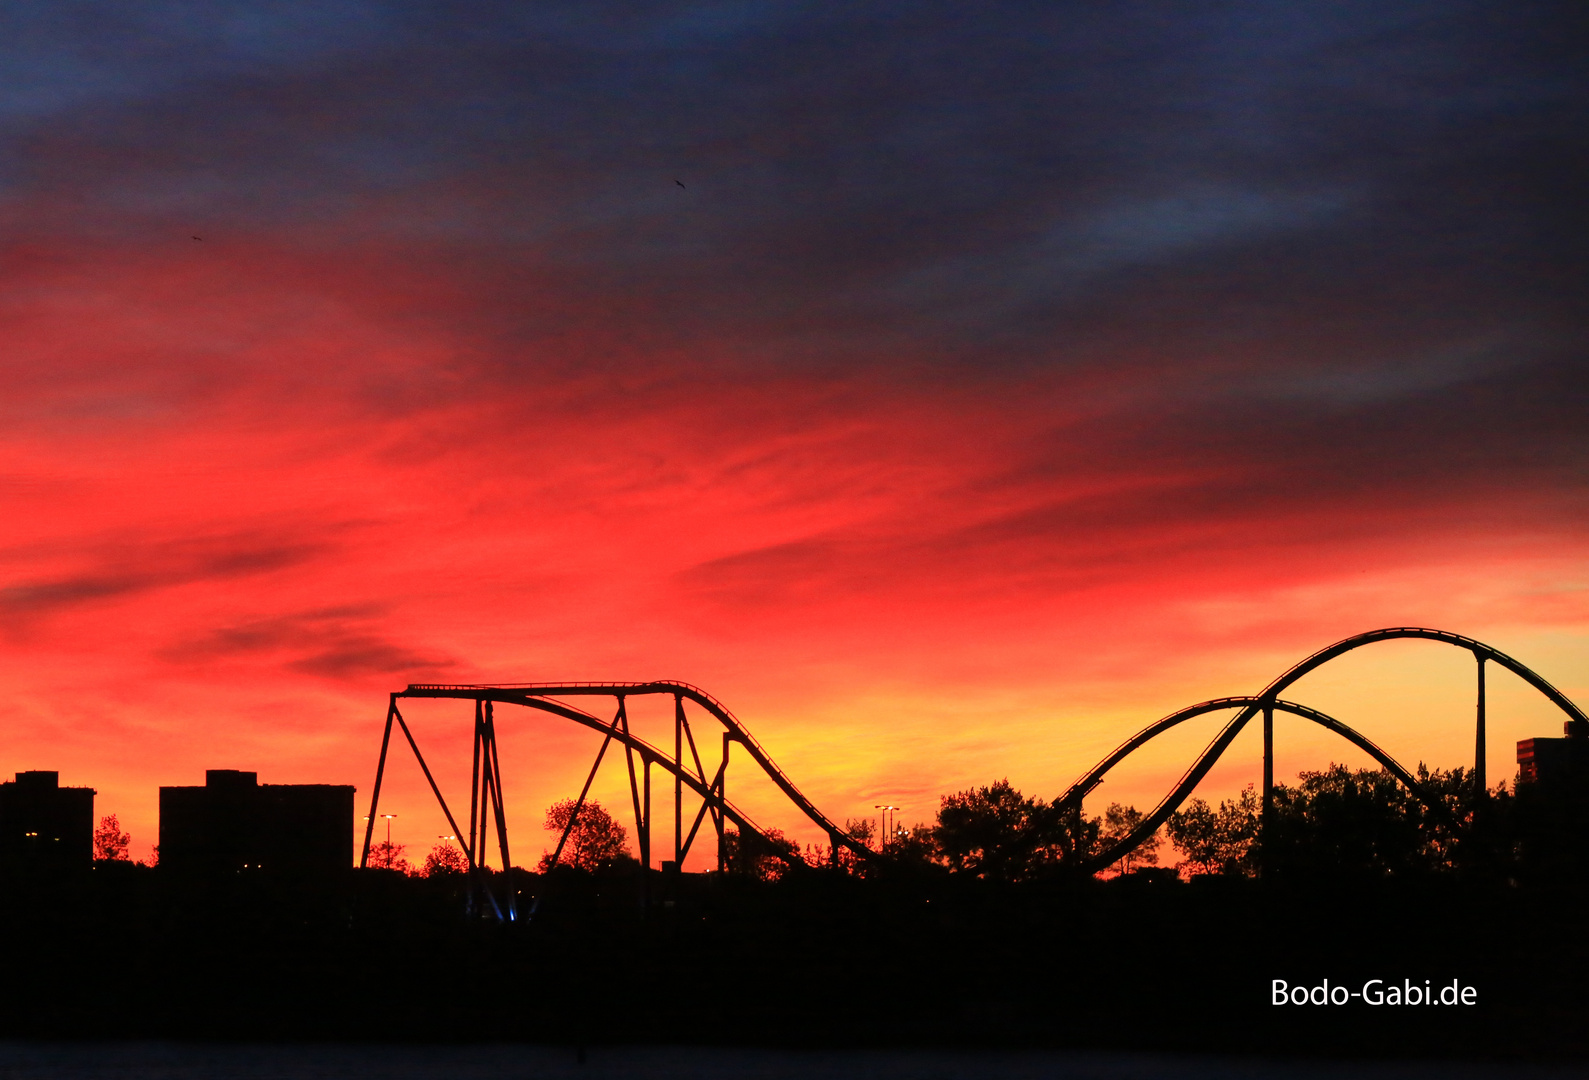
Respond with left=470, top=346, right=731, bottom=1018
left=359, top=682, right=871, bottom=918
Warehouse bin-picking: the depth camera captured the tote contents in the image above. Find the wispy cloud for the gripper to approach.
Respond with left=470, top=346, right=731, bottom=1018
left=165, top=606, right=452, bottom=681
left=0, top=531, right=331, bottom=626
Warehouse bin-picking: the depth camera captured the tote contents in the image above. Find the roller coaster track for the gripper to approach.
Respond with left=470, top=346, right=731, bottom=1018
left=359, top=681, right=871, bottom=917
left=1063, top=627, right=1589, bottom=873
left=359, top=628, right=1586, bottom=904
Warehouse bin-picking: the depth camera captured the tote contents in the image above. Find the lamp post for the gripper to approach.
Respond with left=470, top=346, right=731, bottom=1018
left=381, top=813, right=397, bottom=846
left=874, top=804, right=898, bottom=851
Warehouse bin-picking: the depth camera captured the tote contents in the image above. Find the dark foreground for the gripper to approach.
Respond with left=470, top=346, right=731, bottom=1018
left=2, top=864, right=1585, bottom=1064
left=1, top=1042, right=1587, bottom=1080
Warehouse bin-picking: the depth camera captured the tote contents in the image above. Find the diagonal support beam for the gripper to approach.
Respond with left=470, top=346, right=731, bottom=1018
left=392, top=704, right=470, bottom=860
left=681, top=711, right=706, bottom=783
left=359, top=697, right=397, bottom=869
left=679, top=767, right=723, bottom=863
left=546, top=702, right=624, bottom=871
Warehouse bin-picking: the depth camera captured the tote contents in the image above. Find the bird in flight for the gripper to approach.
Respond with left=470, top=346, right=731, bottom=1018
left=191, top=235, right=203, bottom=240
left=674, top=179, right=686, bottom=189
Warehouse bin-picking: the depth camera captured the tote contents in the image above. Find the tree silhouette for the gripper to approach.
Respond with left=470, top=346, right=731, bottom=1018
left=1167, top=785, right=1260, bottom=876
left=1100, top=802, right=1161, bottom=874
left=932, top=779, right=1069, bottom=881
left=1412, top=763, right=1488, bottom=871
left=887, top=822, right=940, bottom=864
left=815, top=816, right=877, bottom=873
left=1265, top=765, right=1439, bottom=879
left=1053, top=801, right=1102, bottom=864
left=421, top=843, right=468, bottom=877
left=538, top=798, right=628, bottom=871
left=721, top=827, right=800, bottom=880
left=368, top=840, right=411, bottom=873
left=93, top=814, right=130, bottom=862
left=1165, top=767, right=1515, bottom=879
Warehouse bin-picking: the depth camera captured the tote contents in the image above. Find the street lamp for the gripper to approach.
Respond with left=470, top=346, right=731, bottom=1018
left=874, top=805, right=899, bottom=850
left=381, top=813, right=397, bottom=846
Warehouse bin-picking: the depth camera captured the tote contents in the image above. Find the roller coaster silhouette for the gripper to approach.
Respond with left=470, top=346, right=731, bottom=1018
left=359, top=627, right=1588, bottom=914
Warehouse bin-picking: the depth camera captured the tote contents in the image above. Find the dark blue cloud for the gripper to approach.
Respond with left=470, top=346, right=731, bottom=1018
left=4, top=1, right=1584, bottom=400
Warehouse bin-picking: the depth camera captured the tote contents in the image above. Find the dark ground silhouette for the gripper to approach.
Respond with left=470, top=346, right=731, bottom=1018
left=1, top=859, right=1584, bottom=1063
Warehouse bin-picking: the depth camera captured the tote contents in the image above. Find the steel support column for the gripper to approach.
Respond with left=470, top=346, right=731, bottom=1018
left=1475, top=654, right=1487, bottom=799
left=1262, top=701, right=1273, bottom=877
left=484, top=700, right=515, bottom=919
left=717, top=732, right=731, bottom=872
left=469, top=701, right=483, bottom=847
left=641, top=757, right=651, bottom=913
left=478, top=756, right=504, bottom=919
left=466, top=700, right=484, bottom=913
left=674, top=695, right=684, bottom=866
left=1262, top=702, right=1274, bottom=821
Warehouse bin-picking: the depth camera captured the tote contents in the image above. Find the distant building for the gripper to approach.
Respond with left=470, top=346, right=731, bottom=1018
left=159, top=770, right=354, bottom=877
left=0, top=771, right=95, bottom=874
left=1517, top=719, right=1589, bottom=786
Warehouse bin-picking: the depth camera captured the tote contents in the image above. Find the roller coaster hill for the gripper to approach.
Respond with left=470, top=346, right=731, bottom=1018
left=360, top=627, right=1589, bottom=911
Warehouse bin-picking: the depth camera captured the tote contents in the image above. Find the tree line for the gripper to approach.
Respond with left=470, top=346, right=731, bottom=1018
left=351, top=757, right=1589, bottom=884
left=1166, top=762, right=1587, bottom=881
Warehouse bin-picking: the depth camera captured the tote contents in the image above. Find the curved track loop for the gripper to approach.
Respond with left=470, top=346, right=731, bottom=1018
left=1059, top=695, right=1424, bottom=805
left=403, top=682, right=871, bottom=863
left=1067, top=627, right=1588, bottom=873
left=1258, top=628, right=1586, bottom=721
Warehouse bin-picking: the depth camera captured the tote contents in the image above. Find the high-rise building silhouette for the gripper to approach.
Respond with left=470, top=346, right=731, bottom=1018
left=0, top=771, right=95, bottom=874
left=159, top=770, right=353, bottom=877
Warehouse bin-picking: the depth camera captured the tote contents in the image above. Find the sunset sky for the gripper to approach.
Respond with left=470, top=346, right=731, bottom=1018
left=2, top=2, right=1585, bottom=866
